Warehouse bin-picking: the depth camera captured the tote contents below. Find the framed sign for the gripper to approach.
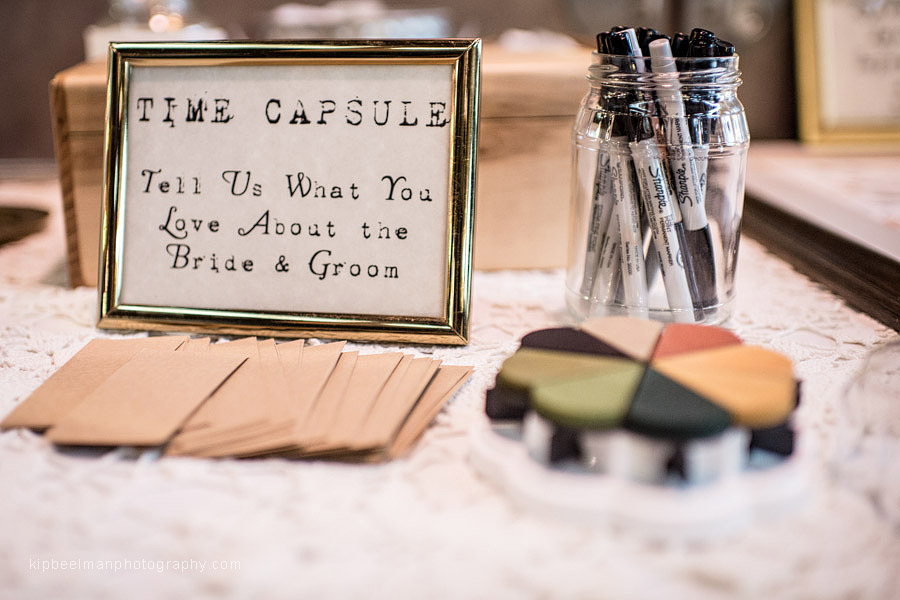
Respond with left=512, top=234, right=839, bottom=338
left=98, top=39, right=480, bottom=344
left=795, top=0, right=900, bottom=143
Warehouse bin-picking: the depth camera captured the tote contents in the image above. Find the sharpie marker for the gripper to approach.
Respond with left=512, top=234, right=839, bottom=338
left=588, top=147, right=625, bottom=305
left=685, top=33, right=735, bottom=171
left=649, top=37, right=718, bottom=308
left=581, top=31, right=625, bottom=301
left=609, top=151, right=648, bottom=316
left=595, top=29, right=653, bottom=313
left=616, top=28, right=699, bottom=320
left=682, top=32, right=737, bottom=312
left=628, top=118, right=696, bottom=319
left=579, top=145, right=616, bottom=299
left=606, top=30, right=662, bottom=293
left=586, top=29, right=635, bottom=307
left=611, top=28, right=659, bottom=317
left=679, top=28, right=735, bottom=146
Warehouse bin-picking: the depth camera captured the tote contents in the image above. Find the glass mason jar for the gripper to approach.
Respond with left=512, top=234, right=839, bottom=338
left=566, top=51, right=749, bottom=324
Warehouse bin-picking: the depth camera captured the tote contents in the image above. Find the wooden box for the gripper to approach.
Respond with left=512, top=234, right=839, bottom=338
left=50, top=60, right=107, bottom=287
left=475, top=44, right=589, bottom=270
left=50, top=46, right=590, bottom=286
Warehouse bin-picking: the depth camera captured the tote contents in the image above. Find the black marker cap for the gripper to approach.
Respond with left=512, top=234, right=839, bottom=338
left=606, top=30, right=633, bottom=56
left=596, top=26, right=632, bottom=53
left=689, top=27, right=717, bottom=43
left=671, top=32, right=690, bottom=57
left=714, top=38, right=736, bottom=56
left=686, top=38, right=716, bottom=57
left=596, top=31, right=611, bottom=53
left=686, top=27, right=722, bottom=60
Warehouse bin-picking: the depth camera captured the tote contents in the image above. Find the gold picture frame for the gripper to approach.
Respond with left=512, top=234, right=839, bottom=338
left=794, top=0, right=900, bottom=144
left=98, top=39, right=480, bottom=344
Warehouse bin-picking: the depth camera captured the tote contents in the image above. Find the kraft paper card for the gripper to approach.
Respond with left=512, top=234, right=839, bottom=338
left=187, top=341, right=348, bottom=458
left=45, top=349, right=244, bottom=446
left=353, top=357, right=441, bottom=451
left=166, top=340, right=262, bottom=450
left=317, top=352, right=407, bottom=451
left=180, top=340, right=295, bottom=458
left=275, top=339, right=304, bottom=369
left=4, top=334, right=473, bottom=461
left=187, top=341, right=345, bottom=454
left=286, top=341, right=346, bottom=426
left=1, top=336, right=187, bottom=430
left=290, top=350, right=360, bottom=451
left=389, top=365, right=474, bottom=458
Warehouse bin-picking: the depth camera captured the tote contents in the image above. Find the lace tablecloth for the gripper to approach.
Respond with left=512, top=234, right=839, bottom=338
left=1, top=176, right=898, bottom=599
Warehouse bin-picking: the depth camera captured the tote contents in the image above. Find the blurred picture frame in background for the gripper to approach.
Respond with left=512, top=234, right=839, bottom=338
left=794, top=0, right=900, bottom=144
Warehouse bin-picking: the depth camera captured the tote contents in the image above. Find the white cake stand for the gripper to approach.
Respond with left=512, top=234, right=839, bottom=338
left=469, top=416, right=814, bottom=542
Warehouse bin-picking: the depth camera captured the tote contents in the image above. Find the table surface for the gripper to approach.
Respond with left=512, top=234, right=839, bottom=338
left=1, top=168, right=899, bottom=600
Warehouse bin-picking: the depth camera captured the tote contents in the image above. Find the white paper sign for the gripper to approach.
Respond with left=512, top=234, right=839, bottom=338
left=121, top=63, right=452, bottom=317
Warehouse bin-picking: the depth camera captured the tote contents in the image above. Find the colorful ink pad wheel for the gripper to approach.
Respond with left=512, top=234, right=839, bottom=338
left=470, top=317, right=810, bottom=540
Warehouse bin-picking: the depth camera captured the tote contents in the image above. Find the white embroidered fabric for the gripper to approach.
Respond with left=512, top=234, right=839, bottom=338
left=1, top=177, right=898, bottom=599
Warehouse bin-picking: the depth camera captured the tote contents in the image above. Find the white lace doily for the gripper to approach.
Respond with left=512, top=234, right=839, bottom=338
left=1, top=177, right=898, bottom=599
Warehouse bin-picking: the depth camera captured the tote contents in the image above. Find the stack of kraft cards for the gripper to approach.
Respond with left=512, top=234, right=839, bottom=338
left=0, top=336, right=473, bottom=461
